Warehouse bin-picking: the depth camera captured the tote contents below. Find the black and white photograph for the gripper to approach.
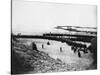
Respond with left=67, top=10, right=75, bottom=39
left=11, top=0, right=97, bottom=74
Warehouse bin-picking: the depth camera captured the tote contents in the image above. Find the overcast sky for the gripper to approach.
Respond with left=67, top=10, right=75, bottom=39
left=12, top=0, right=97, bottom=34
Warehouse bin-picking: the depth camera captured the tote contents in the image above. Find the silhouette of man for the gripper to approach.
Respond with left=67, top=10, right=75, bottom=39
left=32, top=42, right=37, bottom=50
left=42, top=44, right=44, bottom=48
left=60, top=47, right=62, bottom=52
left=47, top=41, right=50, bottom=45
left=78, top=51, right=81, bottom=58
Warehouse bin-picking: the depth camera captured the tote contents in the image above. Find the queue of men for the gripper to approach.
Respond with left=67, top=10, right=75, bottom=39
left=71, top=43, right=88, bottom=57
left=32, top=38, right=96, bottom=60
left=40, top=41, right=88, bottom=58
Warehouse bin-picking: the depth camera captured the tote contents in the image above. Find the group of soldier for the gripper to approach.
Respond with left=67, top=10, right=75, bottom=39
left=32, top=40, right=95, bottom=59
left=71, top=43, right=88, bottom=57
left=40, top=41, right=88, bottom=58
left=32, top=41, right=50, bottom=50
left=41, top=41, right=50, bottom=49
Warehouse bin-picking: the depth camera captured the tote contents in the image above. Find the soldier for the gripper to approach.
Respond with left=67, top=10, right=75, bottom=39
left=42, top=44, right=44, bottom=49
left=78, top=51, right=81, bottom=58
left=32, top=42, right=37, bottom=50
left=47, top=41, right=50, bottom=45
left=83, top=44, right=88, bottom=53
left=71, top=46, right=74, bottom=50
left=60, top=47, right=62, bottom=52
left=74, top=48, right=77, bottom=53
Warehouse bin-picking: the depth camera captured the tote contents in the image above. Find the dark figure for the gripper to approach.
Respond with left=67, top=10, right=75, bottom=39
left=78, top=45, right=87, bottom=54
left=78, top=51, right=81, bottom=58
left=60, top=47, right=62, bottom=52
left=32, top=42, right=37, bottom=50
left=47, top=41, right=50, bottom=45
left=71, top=46, right=74, bottom=50
left=83, top=48, right=88, bottom=54
left=83, top=44, right=88, bottom=53
left=73, top=47, right=78, bottom=53
left=42, top=44, right=44, bottom=48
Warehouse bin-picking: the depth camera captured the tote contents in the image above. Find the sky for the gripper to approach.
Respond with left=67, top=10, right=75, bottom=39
left=12, top=0, right=97, bottom=34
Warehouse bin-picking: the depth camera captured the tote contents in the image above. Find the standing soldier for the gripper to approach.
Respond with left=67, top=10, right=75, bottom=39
left=42, top=44, right=44, bottom=49
left=78, top=51, right=81, bottom=58
left=32, top=42, right=37, bottom=50
left=47, top=41, right=50, bottom=45
left=74, top=47, right=76, bottom=53
left=60, top=47, right=62, bottom=52
left=83, top=44, right=88, bottom=53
